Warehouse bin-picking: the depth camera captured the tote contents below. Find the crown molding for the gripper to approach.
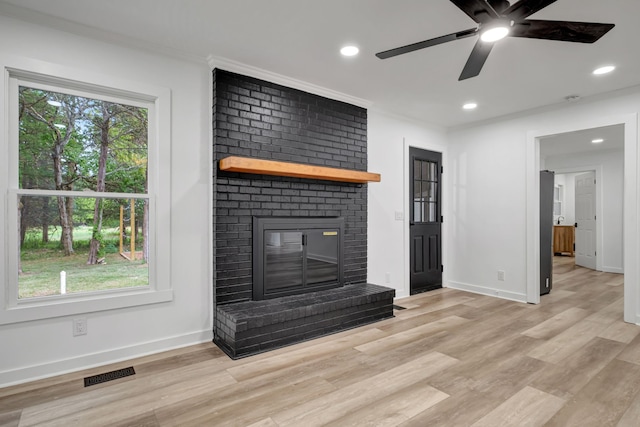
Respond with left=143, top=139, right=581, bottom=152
left=207, top=55, right=372, bottom=110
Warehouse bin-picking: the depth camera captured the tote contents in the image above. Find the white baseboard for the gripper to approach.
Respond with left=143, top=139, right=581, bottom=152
left=602, top=266, right=624, bottom=274
left=0, top=329, right=212, bottom=388
left=447, top=281, right=528, bottom=303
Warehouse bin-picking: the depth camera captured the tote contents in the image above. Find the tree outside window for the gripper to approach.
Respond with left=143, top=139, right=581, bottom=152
left=17, top=86, right=149, bottom=299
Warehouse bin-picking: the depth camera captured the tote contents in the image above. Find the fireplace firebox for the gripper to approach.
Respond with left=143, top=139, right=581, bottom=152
left=253, top=217, right=345, bottom=300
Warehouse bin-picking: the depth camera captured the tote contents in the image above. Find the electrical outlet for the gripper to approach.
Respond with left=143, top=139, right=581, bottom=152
left=385, top=272, right=391, bottom=283
left=394, top=211, right=404, bottom=221
left=73, top=317, right=87, bottom=336
left=498, top=270, right=505, bottom=281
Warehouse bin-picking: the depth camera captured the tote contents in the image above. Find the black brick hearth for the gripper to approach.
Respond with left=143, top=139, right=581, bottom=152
left=212, top=69, right=393, bottom=357
left=214, top=283, right=395, bottom=358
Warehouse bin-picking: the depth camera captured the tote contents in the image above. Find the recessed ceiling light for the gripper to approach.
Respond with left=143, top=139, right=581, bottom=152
left=340, top=46, right=359, bottom=57
left=592, top=138, right=604, bottom=144
left=480, top=25, right=510, bottom=42
left=47, top=100, right=62, bottom=107
left=463, top=102, right=478, bottom=110
left=593, top=65, right=615, bottom=75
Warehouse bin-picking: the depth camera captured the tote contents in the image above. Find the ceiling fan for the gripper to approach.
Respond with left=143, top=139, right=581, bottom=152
left=375, top=0, right=615, bottom=80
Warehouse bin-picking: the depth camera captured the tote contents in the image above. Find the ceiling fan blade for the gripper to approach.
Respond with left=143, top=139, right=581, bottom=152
left=511, top=20, right=615, bottom=43
left=450, top=0, right=499, bottom=24
left=459, top=39, right=494, bottom=80
left=504, top=0, right=558, bottom=21
left=376, top=28, right=478, bottom=59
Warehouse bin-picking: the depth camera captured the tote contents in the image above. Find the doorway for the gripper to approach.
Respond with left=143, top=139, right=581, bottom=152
left=527, top=116, right=637, bottom=324
left=409, top=147, right=442, bottom=294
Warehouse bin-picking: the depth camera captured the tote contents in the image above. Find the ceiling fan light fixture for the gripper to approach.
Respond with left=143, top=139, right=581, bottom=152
left=480, top=25, right=510, bottom=43
left=340, top=45, right=359, bottom=57
left=593, top=65, right=615, bottom=75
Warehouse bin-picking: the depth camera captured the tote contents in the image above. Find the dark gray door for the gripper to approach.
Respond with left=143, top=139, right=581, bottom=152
left=409, top=147, right=442, bottom=294
left=540, top=170, right=554, bottom=295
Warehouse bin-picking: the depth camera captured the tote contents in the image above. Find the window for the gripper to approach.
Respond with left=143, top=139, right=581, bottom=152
left=1, top=63, right=172, bottom=324
left=554, top=185, right=563, bottom=216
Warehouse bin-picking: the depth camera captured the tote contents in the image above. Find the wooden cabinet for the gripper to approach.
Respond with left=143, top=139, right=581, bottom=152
left=553, top=225, right=575, bottom=256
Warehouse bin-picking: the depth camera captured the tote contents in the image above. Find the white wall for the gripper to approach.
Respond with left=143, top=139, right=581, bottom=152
left=367, top=110, right=448, bottom=298
left=546, top=150, right=624, bottom=273
left=0, top=15, right=212, bottom=386
left=447, top=90, right=639, bottom=320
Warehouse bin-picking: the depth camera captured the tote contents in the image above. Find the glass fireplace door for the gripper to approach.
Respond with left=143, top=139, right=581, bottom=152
left=306, top=229, right=339, bottom=285
left=264, top=231, right=303, bottom=291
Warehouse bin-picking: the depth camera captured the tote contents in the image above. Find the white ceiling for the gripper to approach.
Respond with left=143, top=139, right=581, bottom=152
left=1, top=0, right=639, bottom=128
left=540, top=124, right=624, bottom=158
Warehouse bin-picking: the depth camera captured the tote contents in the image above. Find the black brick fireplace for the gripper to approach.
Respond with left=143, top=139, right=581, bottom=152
left=212, top=69, right=394, bottom=358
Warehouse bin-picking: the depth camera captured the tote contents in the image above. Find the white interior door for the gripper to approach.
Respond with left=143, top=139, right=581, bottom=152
left=575, top=171, right=597, bottom=269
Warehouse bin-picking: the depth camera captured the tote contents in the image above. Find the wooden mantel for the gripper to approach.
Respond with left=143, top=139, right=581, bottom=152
left=219, top=156, right=381, bottom=184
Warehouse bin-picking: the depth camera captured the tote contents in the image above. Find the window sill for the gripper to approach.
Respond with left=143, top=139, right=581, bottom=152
left=0, top=288, right=173, bottom=325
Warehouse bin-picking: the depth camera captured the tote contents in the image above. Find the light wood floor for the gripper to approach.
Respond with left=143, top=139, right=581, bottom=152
left=1, top=257, right=638, bottom=427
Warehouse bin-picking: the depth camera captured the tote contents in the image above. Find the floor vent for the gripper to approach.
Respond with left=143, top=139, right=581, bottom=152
left=84, top=367, right=135, bottom=387
left=392, top=304, right=406, bottom=310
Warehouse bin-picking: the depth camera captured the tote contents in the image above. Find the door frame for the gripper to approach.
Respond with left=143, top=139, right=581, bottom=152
left=403, top=139, right=446, bottom=298
left=553, top=166, right=603, bottom=272
left=525, top=113, right=638, bottom=324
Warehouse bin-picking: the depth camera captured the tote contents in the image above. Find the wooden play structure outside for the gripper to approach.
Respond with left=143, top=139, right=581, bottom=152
left=119, top=199, right=138, bottom=261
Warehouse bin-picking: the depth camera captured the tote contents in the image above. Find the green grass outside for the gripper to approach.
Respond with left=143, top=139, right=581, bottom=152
left=19, top=226, right=148, bottom=299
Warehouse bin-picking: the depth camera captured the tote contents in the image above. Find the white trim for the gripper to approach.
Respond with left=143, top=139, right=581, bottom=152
left=525, top=114, right=638, bottom=324
left=602, top=267, right=624, bottom=274
left=0, top=328, right=211, bottom=388
left=447, top=280, right=527, bottom=303
left=402, top=138, right=410, bottom=298
left=13, top=189, right=151, bottom=199
left=207, top=55, right=372, bottom=110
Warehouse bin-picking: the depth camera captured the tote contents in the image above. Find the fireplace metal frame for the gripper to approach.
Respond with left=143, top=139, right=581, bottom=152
left=253, top=217, right=345, bottom=300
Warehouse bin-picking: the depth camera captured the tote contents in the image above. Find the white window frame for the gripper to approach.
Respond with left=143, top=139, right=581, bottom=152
left=1, top=58, right=172, bottom=324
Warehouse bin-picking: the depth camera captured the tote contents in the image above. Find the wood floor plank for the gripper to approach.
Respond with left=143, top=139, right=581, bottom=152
left=103, top=411, right=160, bottom=427
left=545, top=359, right=640, bottom=426
left=271, top=351, right=458, bottom=426
left=520, top=307, right=589, bottom=340
left=0, top=410, right=21, bottom=427
left=387, top=294, right=478, bottom=321
left=330, top=378, right=449, bottom=426
left=616, top=332, right=640, bottom=365
left=355, top=315, right=469, bottom=355
left=527, top=318, right=613, bottom=364
left=599, top=319, right=640, bottom=343
left=616, top=388, right=640, bottom=427
left=470, top=386, right=565, bottom=427
left=225, top=327, right=387, bottom=381
left=160, top=376, right=336, bottom=426
left=399, top=389, right=497, bottom=426
left=245, top=418, right=279, bottom=427
left=530, top=337, right=625, bottom=400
